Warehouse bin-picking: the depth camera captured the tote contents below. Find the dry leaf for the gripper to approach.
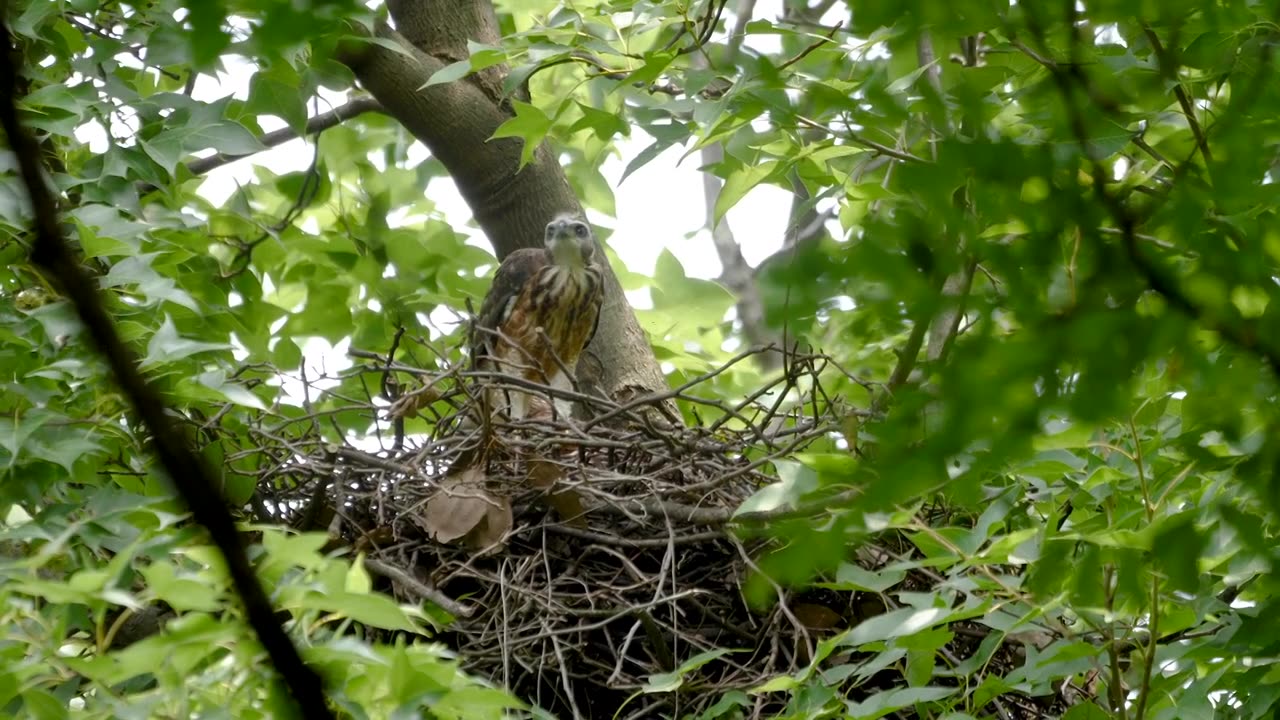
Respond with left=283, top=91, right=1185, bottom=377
left=794, top=603, right=843, bottom=631
left=528, top=455, right=587, bottom=528
left=464, top=492, right=513, bottom=551
left=416, top=468, right=513, bottom=549
left=353, top=525, right=395, bottom=553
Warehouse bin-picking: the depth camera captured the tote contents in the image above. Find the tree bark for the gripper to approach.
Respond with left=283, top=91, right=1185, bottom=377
left=338, top=1, right=668, bottom=407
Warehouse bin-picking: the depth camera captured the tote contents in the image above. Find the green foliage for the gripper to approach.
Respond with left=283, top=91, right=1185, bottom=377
left=3, top=0, right=1280, bottom=717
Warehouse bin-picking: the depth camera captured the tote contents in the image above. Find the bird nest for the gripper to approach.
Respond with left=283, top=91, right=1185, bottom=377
left=247, top=343, right=1089, bottom=720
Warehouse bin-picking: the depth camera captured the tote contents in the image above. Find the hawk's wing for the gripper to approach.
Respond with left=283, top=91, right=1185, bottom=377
left=470, top=248, right=550, bottom=366
left=584, top=271, right=602, bottom=349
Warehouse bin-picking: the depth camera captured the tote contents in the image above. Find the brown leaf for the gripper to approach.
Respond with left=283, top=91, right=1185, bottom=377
left=527, top=456, right=561, bottom=490
left=416, top=468, right=512, bottom=549
left=794, top=603, right=843, bottom=631
left=527, top=456, right=587, bottom=528
left=464, top=492, right=513, bottom=551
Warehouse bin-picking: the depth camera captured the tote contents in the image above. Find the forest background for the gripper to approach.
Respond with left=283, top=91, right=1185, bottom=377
left=2, top=0, right=1280, bottom=718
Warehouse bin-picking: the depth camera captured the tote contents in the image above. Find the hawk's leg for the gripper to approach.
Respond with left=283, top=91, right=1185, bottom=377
left=546, top=368, right=576, bottom=425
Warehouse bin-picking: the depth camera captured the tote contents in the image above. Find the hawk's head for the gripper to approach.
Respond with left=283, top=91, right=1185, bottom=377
left=544, top=213, right=595, bottom=270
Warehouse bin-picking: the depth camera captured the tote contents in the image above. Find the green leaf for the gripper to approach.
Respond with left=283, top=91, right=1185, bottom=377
left=843, top=607, right=955, bottom=647
left=142, top=562, right=224, bottom=612
left=432, top=686, right=527, bottom=720
left=293, top=590, right=422, bottom=632
left=649, top=250, right=735, bottom=329
left=823, top=563, right=907, bottom=593
left=1152, top=512, right=1205, bottom=594
left=748, top=674, right=798, bottom=694
left=624, top=51, right=676, bottom=86
left=490, top=101, right=553, bottom=169
left=642, top=648, right=739, bottom=693
left=736, top=459, right=818, bottom=516
left=714, top=160, right=782, bottom=224
left=421, top=60, right=473, bottom=89
left=186, top=0, right=230, bottom=68
left=143, top=316, right=231, bottom=368
left=569, top=102, right=629, bottom=141
left=143, top=120, right=265, bottom=174
left=347, top=555, right=373, bottom=594
left=844, top=686, right=955, bottom=718
left=246, top=66, right=310, bottom=133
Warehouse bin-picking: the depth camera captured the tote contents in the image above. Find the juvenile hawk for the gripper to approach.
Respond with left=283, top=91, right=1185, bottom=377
left=472, top=213, right=604, bottom=422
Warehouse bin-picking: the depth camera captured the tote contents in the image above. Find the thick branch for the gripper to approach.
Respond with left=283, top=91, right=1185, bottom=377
left=339, top=11, right=670, bottom=413
left=0, top=21, right=333, bottom=720
left=185, top=96, right=383, bottom=176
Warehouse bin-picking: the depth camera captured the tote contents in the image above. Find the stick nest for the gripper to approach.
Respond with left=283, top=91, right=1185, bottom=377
left=250, top=344, right=1090, bottom=720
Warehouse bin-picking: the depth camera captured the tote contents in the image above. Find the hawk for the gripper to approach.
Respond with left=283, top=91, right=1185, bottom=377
left=471, top=212, right=604, bottom=422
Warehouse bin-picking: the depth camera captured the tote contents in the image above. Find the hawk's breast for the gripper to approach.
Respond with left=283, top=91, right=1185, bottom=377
left=504, top=264, right=603, bottom=380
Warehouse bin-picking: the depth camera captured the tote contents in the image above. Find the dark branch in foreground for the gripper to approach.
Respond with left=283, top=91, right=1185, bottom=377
left=0, top=21, right=334, bottom=720
left=185, top=95, right=383, bottom=176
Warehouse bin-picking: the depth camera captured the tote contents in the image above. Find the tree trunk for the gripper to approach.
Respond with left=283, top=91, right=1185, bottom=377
left=338, top=1, right=668, bottom=408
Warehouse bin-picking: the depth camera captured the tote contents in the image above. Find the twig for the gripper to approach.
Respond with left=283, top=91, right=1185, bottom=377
left=794, top=114, right=926, bottom=164
left=364, top=557, right=475, bottom=618
left=1140, top=24, right=1213, bottom=164
left=1008, top=37, right=1056, bottom=69
left=0, top=20, right=334, bottom=720
left=777, top=23, right=842, bottom=71
left=184, top=95, right=383, bottom=177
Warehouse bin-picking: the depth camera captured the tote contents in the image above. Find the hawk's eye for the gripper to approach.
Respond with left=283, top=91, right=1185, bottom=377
left=574, top=224, right=588, bottom=237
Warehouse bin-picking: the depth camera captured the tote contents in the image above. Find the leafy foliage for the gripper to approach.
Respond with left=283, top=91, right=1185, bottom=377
left=2, top=0, right=1280, bottom=718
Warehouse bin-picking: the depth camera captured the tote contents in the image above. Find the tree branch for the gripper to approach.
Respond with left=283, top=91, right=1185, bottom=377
left=922, top=31, right=978, bottom=365
left=1140, top=24, right=1213, bottom=164
left=795, top=114, right=927, bottom=164
left=0, top=21, right=334, bottom=720
left=185, top=95, right=383, bottom=176
left=870, top=293, right=937, bottom=416
left=925, top=259, right=976, bottom=364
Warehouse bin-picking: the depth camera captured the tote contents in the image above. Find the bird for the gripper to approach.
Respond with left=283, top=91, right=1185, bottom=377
left=470, top=212, right=604, bottom=424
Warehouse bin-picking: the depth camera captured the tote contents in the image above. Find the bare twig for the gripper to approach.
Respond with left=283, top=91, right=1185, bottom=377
left=184, top=95, right=384, bottom=176
left=365, top=557, right=475, bottom=618
left=794, top=114, right=927, bottom=164
left=777, top=23, right=842, bottom=71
